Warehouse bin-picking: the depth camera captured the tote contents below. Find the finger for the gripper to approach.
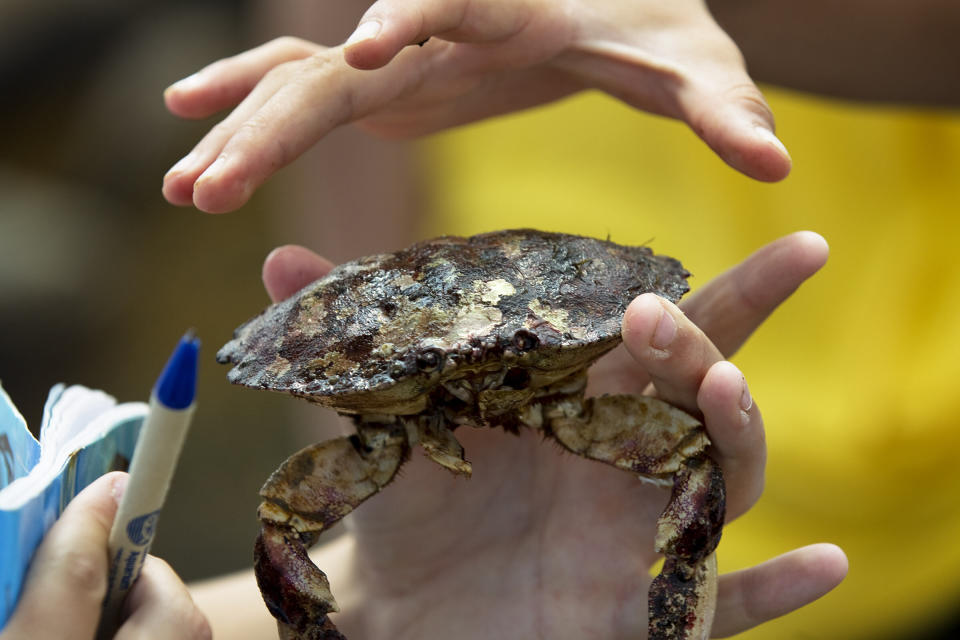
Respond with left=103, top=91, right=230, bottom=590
left=679, top=70, right=792, bottom=182
left=164, top=37, right=321, bottom=119
left=2, top=472, right=127, bottom=639
left=579, top=43, right=790, bottom=183
left=591, top=230, right=815, bottom=399
left=660, top=17, right=791, bottom=182
left=262, top=245, right=336, bottom=303
left=681, top=231, right=829, bottom=358
left=162, top=57, right=314, bottom=207
left=713, top=543, right=848, bottom=637
left=623, top=297, right=765, bottom=517
left=697, top=360, right=764, bottom=520
left=343, top=0, right=538, bottom=69
left=115, top=556, right=211, bottom=640
left=569, top=10, right=790, bottom=183
left=621, top=293, right=722, bottom=414
left=185, top=46, right=427, bottom=213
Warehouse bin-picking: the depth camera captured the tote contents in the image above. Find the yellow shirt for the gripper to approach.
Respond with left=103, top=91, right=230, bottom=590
left=421, top=90, right=960, bottom=638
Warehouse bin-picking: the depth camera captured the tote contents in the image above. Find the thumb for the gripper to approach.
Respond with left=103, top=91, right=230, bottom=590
left=567, top=0, right=792, bottom=183
left=680, top=70, right=792, bottom=182
left=666, top=11, right=791, bottom=182
left=2, top=472, right=128, bottom=639
left=342, top=0, right=537, bottom=69
left=261, top=245, right=335, bottom=303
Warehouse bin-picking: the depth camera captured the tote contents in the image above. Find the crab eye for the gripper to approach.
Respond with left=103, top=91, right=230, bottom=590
left=415, top=349, right=444, bottom=372
left=512, top=329, right=539, bottom=352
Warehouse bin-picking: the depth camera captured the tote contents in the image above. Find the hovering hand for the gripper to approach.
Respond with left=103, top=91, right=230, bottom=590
left=254, top=232, right=845, bottom=638
left=164, top=0, right=791, bottom=213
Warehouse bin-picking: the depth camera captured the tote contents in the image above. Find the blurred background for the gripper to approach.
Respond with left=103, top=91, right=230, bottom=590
left=0, top=0, right=396, bottom=581
left=3, top=1, right=960, bottom=639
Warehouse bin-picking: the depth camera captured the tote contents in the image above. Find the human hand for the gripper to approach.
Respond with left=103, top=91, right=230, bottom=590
left=256, top=231, right=846, bottom=638
left=0, top=472, right=211, bottom=640
left=163, top=0, right=791, bottom=213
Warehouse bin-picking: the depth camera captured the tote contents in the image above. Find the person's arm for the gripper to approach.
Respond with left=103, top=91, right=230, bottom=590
left=189, top=570, right=276, bottom=639
left=188, top=534, right=356, bottom=640
left=710, top=0, right=960, bottom=105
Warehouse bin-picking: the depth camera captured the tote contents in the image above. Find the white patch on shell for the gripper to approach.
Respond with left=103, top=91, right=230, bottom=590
left=498, top=235, right=526, bottom=260
left=296, top=296, right=328, bottom=338
left=266, top=356, right=292, bottom=379
left=424, top=279, right=515, bottom=347
left=527, top=299, right=587, bottom=339
left=445, top=306, right=503, bottom=344
left=391, top=274, right=418, bottom=289
left=344, top=254, right=391, bottom=272
left=476, top=278, right=516, bottom=304
left=373, top=343, right=396, bottom=357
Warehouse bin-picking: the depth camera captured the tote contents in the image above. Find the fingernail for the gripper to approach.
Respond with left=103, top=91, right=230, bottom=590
left=197, top=155, right=226, bottom=183
left=346, top=20, right=381, bottom=46
left=167, top=72, right=203, bottom=95
left=651, top=300, right=677, bottom=350
left=110, top=473, right=128, bottom=506
left=754, top=126, right=790, bottom=159
left=739, top=375, right=753, bottom=424
left=166, top=151, right=198, bottom=177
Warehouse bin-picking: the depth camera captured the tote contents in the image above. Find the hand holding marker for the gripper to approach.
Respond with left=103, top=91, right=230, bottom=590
left=96, top=332, right=199, bottom=638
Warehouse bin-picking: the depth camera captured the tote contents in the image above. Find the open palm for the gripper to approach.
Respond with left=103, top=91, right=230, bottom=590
left=256, top=232, right=846, bottom=639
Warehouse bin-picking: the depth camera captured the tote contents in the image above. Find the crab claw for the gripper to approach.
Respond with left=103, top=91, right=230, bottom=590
left=649, top=455, right=725, bottom=640
left=654, top=455, right=725, bottom=562
left=544, top=394, right=726, bottom=640
left=255, top=522, right=343, bottom=637
left=254, top=426, right=408, bottom=639
left=648, top=553, right=719, bottom=640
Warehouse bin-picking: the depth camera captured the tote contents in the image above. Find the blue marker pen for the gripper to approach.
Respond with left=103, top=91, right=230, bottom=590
left=96, top=332, right=199, bottom=639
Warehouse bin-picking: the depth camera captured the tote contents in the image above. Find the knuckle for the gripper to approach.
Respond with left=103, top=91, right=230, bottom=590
left=264, top=56, right=311, bottom=83
left=722, top=82, right=774, bottom=123
left=59, top=548, right=107, bottom=598
left=270, top=35, right=317, bottom=58
left=209, top=119, right=238, bottom=142
left=147, top=555, right=173, bottom=573
left=235, top=113, right=271, bottom=139
left=233, top=117, right=289, bottom=172
left=302, top=51, right=341, bottom=78
left=185, top=608, right=213, bottom=640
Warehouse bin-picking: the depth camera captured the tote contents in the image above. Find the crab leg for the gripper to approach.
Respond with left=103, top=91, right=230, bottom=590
left=255, top=423, right=408, bottom=640
left=544, top=394, right=726, bottom=640
left=648, top=455, right=724, bottom=640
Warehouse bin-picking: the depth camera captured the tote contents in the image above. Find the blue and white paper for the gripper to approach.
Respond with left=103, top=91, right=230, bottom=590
left=0, top=383, right=146, bottom=629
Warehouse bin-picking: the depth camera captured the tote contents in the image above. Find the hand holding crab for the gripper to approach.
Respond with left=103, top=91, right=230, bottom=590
left=219, top=230, right=846, bottom=639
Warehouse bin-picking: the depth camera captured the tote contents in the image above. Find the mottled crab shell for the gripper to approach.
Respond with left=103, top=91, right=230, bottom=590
left=216, top=229, right=690, bottom=414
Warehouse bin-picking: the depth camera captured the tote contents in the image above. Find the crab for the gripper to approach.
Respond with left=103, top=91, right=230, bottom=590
left=217, top=229, right=726, bottom=640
